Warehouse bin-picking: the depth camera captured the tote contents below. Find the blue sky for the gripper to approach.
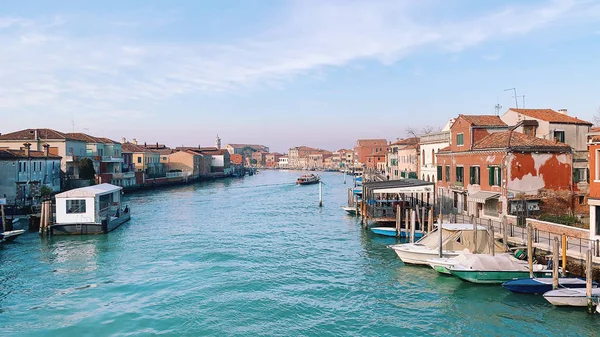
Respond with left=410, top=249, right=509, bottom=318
left=1, top=0, right=600, bottom=152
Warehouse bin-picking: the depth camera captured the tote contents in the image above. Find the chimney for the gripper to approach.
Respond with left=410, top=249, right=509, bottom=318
left=34, top=129, right=38, bottom=140
left=43, top=143, right=50, bottom=157
left=558, top=109, right=568, bottom=115
left=133, top=138, right=138, bottom=145
left=122, top=137, right=126, bottom=143
left=156, top=142, right=159, bottom=149
left=23, top=142, right=31, bottom=157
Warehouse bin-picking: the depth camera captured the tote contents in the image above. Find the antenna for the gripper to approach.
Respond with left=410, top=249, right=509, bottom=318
left=72, top=119, right=75, bottom=133
left=516, top=95, right=525, bottom=108
left=495, top=103, right=502, bottom=116
left=504, top=88, right=518, bottom=108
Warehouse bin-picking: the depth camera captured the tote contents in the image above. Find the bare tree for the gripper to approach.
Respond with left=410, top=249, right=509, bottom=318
left=594, top=106, right=600, bottom=126
left=404, top=125, right=442, bottom=139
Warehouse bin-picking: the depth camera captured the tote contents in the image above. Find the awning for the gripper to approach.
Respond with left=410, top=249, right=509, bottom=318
left=468, top=191, right=500, bottom=203
left=372, top=185, right=434, bottom=194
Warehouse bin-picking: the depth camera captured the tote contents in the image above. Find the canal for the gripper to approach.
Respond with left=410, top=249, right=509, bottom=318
left=0, top=170, right=597, bottom=336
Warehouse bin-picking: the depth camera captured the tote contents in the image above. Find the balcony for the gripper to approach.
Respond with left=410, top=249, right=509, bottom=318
left=102, top=156, right=124, bottom=163
left=573, top=151, right=588, bottom=163
left=109, top=172, right=136, bottom=179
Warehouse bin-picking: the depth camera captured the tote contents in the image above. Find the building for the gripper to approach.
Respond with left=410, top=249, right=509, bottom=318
left=354, top=139, right=387, bottom=165
left=279, top=156, right=289, bottom=169
left=288, top=146, right=319, bottom=169
left=500, top=108, right=592, bottom=215
left=225, top=144, right=269, bottom=155
left=0, top=146, right=61, bottom=204
left=366, top=153, right=387, bottom=172
left=251, top=151, right=267, bottom=167
left=587, top=129, right=600, bottom=240
left=0, top=128, right=87, bottom=180
left=65, top=133, right=124, bottom=176
left=437, top=114, right=572, bottom=219
left=418, top=119, right=454, bottom=182
left=196, top=149, right=232, bottom=176
left=307, top=150, right=332, bottom=170
left=166, top=150, right=209, bottom=178
left=387, top=138, right=418, bottom=180
left=265, top=153, right=283, bottom=168
left=122, top=141, right=164, bottom=178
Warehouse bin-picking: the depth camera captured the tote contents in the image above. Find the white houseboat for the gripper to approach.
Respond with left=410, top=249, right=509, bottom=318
left=52, top=184, right=130, bottom=235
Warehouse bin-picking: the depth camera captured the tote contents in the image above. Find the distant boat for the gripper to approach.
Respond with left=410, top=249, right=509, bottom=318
left=448, top=254, right=552, bottom=284
left=371, top=227, right=425, bottom=238
left=296, top=174, right=320, bottom=185
left=0, top=229, right=26, bottom=243
left=341, top=206, right=359, bottom=215
left=543, top=288, right=600, bottom=307
left=503, top=277, right=597, bottom=294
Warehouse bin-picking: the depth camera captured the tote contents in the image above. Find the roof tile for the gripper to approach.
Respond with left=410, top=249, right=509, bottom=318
left=509, top=108, right=592, bottom=125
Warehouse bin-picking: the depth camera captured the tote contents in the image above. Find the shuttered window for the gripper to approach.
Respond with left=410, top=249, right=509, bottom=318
left=437, top=166, right=443, bottom=181
left=469, top=166, right=480, bottom=185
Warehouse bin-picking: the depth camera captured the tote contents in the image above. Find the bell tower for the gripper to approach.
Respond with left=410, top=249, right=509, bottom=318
left=215, top=134, right=221, bottom=149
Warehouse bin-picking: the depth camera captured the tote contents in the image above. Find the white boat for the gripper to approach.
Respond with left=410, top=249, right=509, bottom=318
left=51, top=184, right=131, bottom=235
left=543, top=288, right=600, bottom=307
left=0, top=229, right=26, bottom=243
left=389, top=223, right=507, bottom=266
left=448, top=253, right=552, bottom=284
left=341, top=206, right=359, bottom=215
left=428, top=253, right=529, bottom=275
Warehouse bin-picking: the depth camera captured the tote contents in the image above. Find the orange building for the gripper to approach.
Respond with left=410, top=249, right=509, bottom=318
left=588, top=129, right=600, bottom=240
left=354, top=139, right=387, bottom=165
left=437, top=114, right=572, bottom=218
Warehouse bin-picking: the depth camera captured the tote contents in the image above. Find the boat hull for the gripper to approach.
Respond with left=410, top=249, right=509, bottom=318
left=297, top=180, right=319, bottom=185
left=341, top=207, right=358, bottom=215
left=0, top=229, right=26, bottom=243
left=51, top=214, right=131, bottom=235
left=450, top=270, right=552, bottom=284
left=392, top=245, right=461, bottom=266
left=543, top=288, right=600, bottom=306
left=371, top=227, right=425, bottom=239
left=502, top=278, right=593, bottom=294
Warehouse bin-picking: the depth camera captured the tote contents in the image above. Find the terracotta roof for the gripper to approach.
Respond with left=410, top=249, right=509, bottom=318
left=0, top=128, right=80, bottom=141
left=121, top=142, right=150, bottom=153
left=65, top=133, right=103, bottom=143
left=591, top=127, right=600, bottom=132
left=198, top=149, right=228, bottom=155
left=391, top=137, right=419, bottom=146
left=0, top=149, right=62, bottom=159
left=96, top=137, right=120, bottom=144
left=509, top=109, right=592, bottom=125
left=459, top=115, right=507, bottom=127
left=472, top=131, right=571, bottom=151
left=226, top=144, right=268, bottom=150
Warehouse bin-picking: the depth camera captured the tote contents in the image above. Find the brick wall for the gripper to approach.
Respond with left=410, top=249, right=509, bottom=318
left=526, top=218, right=589, bottom=239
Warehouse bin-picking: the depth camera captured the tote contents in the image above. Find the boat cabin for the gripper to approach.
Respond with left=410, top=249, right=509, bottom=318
left=53, top=183, right=130, bottom=235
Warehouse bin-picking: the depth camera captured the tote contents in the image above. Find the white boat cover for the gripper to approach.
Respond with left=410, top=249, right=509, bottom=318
left=414, top=226, right=507, bottom=254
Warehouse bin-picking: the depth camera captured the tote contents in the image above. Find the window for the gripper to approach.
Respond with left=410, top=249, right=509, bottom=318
left=432, top=149, right=435, bottom=165
left=574, top=168, right=587, bottom=183
left=445, top=166, right=450, bottom=182
left=469, top=166, right=480, bottom=185
left=422, top=149, right=425, bottom=165
left=456, top=166, right=464, bottom=183
left=553, top=130, right=565, bottom=143
left=437, top=166, right=443, bottom=181
left=66, top=199, right=86, bottom=214
left=456, top=133, right=464, bottom=146
left=488, top=166, right=501, bottom=186
left=453, top=192, right=459, bottom=209
left=524, top=125, right=536, bottom=136
left=137, top=157, right=142, bottom=163
left=579, top=196, right=585, bottom=205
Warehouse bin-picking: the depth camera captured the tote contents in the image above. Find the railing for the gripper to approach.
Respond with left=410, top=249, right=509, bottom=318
left=451, top=213, right=599, bottom=257
left=166, top=171, right=192, bottom=178
left=419, top=131, right=450, bottom=144
left=101, top=156, right=124, bottom=162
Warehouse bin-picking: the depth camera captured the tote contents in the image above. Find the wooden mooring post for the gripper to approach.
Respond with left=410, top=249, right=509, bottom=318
left=552, top=237, right=559, bottom=290
left=410, top=209, right=416, bottom=243
left=427, top=208, right=433, bottom=233
left=586, top=249, right=594, bottom=314
left=319, top=180, right=323, bottom=207
left=527, top=224, right=534, bottom=278
left=561, top=234, right=567, bottom=277
left=405, top=209, right=409, bottom=239
left=395, top=205, right=401, bottom=238
left=0, top=203, right=6, bottom=233
left=502, top=216, right=508, bottom=248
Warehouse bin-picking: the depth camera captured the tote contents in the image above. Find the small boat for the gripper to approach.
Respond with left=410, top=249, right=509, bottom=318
left=448, top=254, right=552, bottom=284
left=428, top=253, right=529, bottom=275
left=543, top=288, right=600, bottom=307
left=341, top=206, right=359, bottom=215
left=296, top=174, right=320, bottom=185
left=0, top=229, right=26, bottom=243
left=503, top=277, right=597, bottom=294
left=371, top=227, right=425, bottom=238
left=389, top=223, right=507, bottom=266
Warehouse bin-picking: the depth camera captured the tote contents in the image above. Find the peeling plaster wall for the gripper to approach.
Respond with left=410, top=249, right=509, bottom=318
left=507, top=152, right=572, bottom=195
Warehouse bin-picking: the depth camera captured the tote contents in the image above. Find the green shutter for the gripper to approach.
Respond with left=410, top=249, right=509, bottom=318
left=469, top=167, right=474, bottom=184
left=437, top=166, right=442, bottom=181
left=497, top=167, right=501, bottom=186
left=488, top=166, right=494, bottom=186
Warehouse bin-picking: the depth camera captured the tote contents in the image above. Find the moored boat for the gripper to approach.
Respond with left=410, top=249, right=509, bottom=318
left=503, top=277, right=597, bottom=294
left=0, top=229, right=26, bottom=243
left=389, top=223, right=507, bottom=266
left=371, top=227, right=425, bottom=239
left=543, top=288, right=600, bottom=307
left=341, top=206, right=359, bottom=215
left=51, top=184, right=131, bottom=235
left=296, top=174, right=320, bottom=185
left=448, top=254, right=552, bottom=284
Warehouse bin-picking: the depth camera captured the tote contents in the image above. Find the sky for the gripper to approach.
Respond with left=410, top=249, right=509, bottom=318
left=1, top=0, right=600, bottom=153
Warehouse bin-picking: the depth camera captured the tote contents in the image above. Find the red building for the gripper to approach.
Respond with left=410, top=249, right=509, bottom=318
left=437, top=114, right=572, bottom=219
left=366, top=153, right=387, bottom=171
left=354, top=139, right=387, bottom=165
left=587, top=129, right=600, bottom=240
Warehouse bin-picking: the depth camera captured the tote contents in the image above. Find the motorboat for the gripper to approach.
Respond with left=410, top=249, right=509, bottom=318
left=296, top=174, right=320, bottom=185
left=503, top=277, right=597, bottom=294
left=389, top=223, right=507, bottom=266
left=341, top=206, right=359, bottom=215
left=448, top=253, right=552, bottom=284
left=0, top=229, right=26, bottom=243
left=543, top=288, right=600, bottom=307
left=371, top=227, right=425, bottom=239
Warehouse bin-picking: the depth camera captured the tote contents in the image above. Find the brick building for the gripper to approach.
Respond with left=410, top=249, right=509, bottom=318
left=354, top=139, right=387, bottom=166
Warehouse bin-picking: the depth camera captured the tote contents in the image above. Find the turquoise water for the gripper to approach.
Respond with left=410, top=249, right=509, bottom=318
left=0, top=170, right=597, bottom=336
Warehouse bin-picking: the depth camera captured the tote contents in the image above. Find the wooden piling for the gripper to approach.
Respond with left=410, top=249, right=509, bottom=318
left=395, top=205, right=401, bottom=237
left=410, top=209, right=416, bottom=243
left=527, top=224, right=534, bottom=278
left=319, top=181, right=323, bottom=207
left=561, top=234, right=567, bottom=277
left=472, top=217, right=478, bottom=253
left=502, top=216, right=508, bottom=248
left=39, top=201, right=45, bottom=235
left=552, top=237, right=559, bottom=290
left=428, top=209, right=433, bottom=233
left=489, top=225, right=495, bottom=256
left=405, top=209, right=409, bottom=238
left=421, top=206, right=426, bottom=233
left=586, top=249, right=594, bottom=314
left=415, top=206, right=422, bottom=233
left=0, top=204, right=6, bottom=233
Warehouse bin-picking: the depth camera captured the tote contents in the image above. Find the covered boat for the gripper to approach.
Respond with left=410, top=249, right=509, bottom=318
left=543, top=288, right=600, bottom=307
left=52, top=184, right=131, bottom=235
left=296, top=174, right=320, bottom=185
left=0, top=229, right=26, bottom=243
left=503, top=278, right=597, bottom=294
left=389, top=223, right=507, bottom=266
left=341, top=206, right=360, bottom=215
left=448, top=254, right=551, bottom=284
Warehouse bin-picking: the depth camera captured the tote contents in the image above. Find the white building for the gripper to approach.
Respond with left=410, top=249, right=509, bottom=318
left=419, top=119, right=454, bottom=183
left=279, top=156, right=289, bottom=169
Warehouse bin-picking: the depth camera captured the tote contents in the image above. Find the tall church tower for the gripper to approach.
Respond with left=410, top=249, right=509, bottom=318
left=215, top=134, right=221, bottom=149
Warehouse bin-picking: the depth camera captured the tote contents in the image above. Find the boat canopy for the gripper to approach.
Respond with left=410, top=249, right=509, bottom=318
left=363, top=179, right=435, bottom=195
left=456, top=254, right=537, bottom=271
left=416, top=226, right=507, bottom=254
left=55, top=183, right=122, bottom=198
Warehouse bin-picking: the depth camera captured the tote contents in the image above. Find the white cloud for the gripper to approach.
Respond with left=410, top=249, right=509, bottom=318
left=0, top=0, right=598, bottom=122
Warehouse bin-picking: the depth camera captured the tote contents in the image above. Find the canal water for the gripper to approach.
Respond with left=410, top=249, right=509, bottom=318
left=0, top=170, right=597, bottom=336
